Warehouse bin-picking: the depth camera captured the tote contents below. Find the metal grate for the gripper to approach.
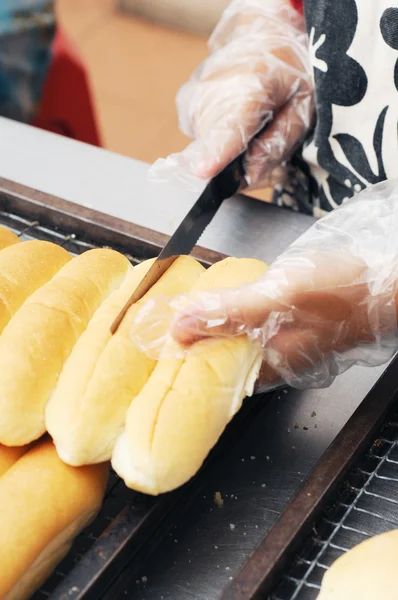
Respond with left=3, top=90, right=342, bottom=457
left=0, top=202, right=277, bottom=600
left=0, top=209, right=142, bottom=263
left=0, top=208, right=149, bottom=599
left=271, top=404, right=398, bottom=600
left=5, top=203, right=398, bottom=600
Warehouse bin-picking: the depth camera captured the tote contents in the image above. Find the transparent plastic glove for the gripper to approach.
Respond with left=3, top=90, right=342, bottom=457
left=150, top=0, right=314, bottom=191
left=154, top=180, right=398, bottom=390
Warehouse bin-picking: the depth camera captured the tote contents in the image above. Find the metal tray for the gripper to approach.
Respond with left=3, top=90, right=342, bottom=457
left=0, top=177, right=271, bottom=600
left=223, top=355, right=398, bottom=600
left=1, top=177, right=398, bottom=600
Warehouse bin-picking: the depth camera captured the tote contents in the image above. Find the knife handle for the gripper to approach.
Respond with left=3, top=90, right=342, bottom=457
left=210, top=102, right=289, bottom=200
left=210, top=153, right=246, bottom=200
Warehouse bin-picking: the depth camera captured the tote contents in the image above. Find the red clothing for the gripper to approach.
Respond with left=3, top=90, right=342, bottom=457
left=290, top=0, right=303, bottom=12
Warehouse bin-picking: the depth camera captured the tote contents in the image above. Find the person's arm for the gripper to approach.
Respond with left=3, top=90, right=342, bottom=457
left=150, top=0, right=314, bottom=190
left=170, top=181, right=398, bottom=390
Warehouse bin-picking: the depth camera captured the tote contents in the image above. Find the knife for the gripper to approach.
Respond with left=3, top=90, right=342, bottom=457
left=110, top=153, right=246, bottom=334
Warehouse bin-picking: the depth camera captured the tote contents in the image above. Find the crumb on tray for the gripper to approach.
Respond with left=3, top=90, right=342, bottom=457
left=214, top=491, right=224, bottom=508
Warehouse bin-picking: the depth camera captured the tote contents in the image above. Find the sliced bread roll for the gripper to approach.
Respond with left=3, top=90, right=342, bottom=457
left=112, top=257, right=267, bottom=495
left=0, top=439, right=108, bottom=600
left=46, top=256, right=205, bottom=466
left=0, top=248, right=131, bottom=446
left=0, top=445, right=29, bottom=478
left=0, top=226, right=20, bottom=249
left=0, top=240, right=71, bottom=333
left=317, top=530, right=398, bottom=599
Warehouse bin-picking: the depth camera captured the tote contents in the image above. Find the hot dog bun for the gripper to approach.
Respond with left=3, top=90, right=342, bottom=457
left=0, top=248, right=131, bottom=446
left=112, top=257, right=267, bottom=495
left=0, top=240, right=71, bottom=333
left=47, top=256, right=205, bottom=466
left=0, top=226, right=20, bottom=249
left=0, top=439, right=108, bottom=600
left=317, top=530, right=398, bottom=600
left=0, top=445, right=29, bottom=478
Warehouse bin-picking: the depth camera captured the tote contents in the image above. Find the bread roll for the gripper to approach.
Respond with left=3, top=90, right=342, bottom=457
left=0, top=240, right=70, bottom=333
left=0, top=225, right=20, bottom=249
left=112, top=257, right=267, bottom=495
left=317, top=530, right=398, bottom=599
left=0, top=439, right=108, bottom=600
left=0, top=445, right=29, bottom=478
left=46, top=256, right=205, bottom=466
left=0, top=248, right=131, bottom=446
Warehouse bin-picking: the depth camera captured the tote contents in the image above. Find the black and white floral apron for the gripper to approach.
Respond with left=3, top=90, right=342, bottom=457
left=273, top=0, right=398, bottom=217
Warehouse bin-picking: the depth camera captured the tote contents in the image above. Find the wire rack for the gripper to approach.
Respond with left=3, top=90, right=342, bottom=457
left=271, top=403, right=398, bottom=600
left=5, top=206, right=398, bottom=600
left=0, top=203, right=274, bottom=600
left=0, top=209, right=143, bottom=263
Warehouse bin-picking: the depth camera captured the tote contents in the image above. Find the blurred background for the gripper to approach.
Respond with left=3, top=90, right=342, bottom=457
left=9, top=0, right=270, bottom=201
left=58, top=0, right=219, bottom=164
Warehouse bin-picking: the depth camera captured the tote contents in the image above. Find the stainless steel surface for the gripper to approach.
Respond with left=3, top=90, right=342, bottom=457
left=111, top=155, right=243, bottom=333
left=111, top=370, right=385, bottom=600
left=0, top=117, right=391, bottom=599
left=272, top=408, right=398, bottom=600
left=0, top=117, right=311, bottom=264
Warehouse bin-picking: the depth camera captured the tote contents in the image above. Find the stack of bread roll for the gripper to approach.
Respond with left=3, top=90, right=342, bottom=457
left=0, top=223, right=268, bottom=598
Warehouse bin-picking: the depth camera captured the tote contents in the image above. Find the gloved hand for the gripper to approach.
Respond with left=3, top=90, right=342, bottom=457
left=150, top=0, right=314, bottom=190
left=171, top=181, right=398, bottom=389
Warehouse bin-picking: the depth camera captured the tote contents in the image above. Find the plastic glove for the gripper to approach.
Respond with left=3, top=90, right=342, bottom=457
left=150, top=0, right=314, bottom=191
left=170, top=180, right=398, bottom=389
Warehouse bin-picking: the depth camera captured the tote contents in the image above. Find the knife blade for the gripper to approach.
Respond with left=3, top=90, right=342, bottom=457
left=110, top=153, right=245, bottom=334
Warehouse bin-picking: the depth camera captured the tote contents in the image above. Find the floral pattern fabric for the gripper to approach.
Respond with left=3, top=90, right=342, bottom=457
left=274, top=0, right=398, bottom=216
